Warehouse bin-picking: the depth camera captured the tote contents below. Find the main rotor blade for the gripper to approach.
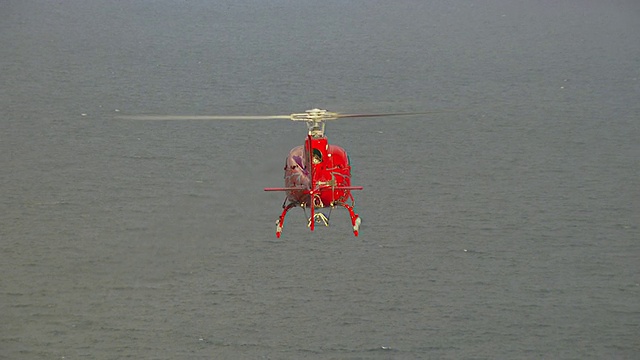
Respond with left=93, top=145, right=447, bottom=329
left=115, top=109, right=457, bottom=121
left=114, top=115, right=291, bottom=121
left=335, top=111, right=447, bottom=119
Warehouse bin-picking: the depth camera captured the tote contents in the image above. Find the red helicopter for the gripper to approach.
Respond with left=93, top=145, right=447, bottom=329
left=118, top=108, right=425, bottom=237
left=264, top=108, right=364, bottom=238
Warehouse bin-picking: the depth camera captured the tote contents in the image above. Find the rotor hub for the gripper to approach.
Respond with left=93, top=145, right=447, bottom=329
left=290, top=108, right=336, bottom=137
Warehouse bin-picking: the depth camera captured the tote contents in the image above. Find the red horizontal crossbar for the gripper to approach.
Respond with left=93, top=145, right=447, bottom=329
left=264, top=187, right=305, bottom=192
left=331, top=186, right=363, bottom=190
left=264, top=186, right=363, bottom=192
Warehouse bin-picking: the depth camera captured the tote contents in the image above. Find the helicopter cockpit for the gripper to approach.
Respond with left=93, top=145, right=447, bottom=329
left=312, top=148, right=323, bottom=164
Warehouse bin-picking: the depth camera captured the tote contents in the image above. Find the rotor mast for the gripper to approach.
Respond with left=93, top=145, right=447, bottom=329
left=289, top=108, right=338, bottom=138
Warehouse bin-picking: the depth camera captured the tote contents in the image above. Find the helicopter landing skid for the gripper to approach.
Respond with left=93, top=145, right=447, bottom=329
left=338, top=203, right=361, bottom=237
left=275, top=203, right=297, bottom=238
left=274, top=201, right=361, bottom=238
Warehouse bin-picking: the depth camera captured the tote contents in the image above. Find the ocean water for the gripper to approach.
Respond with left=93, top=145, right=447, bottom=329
left=1, top=1, right=638, bottom=359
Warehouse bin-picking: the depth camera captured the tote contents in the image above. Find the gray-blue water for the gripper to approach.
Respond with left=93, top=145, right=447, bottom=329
left=1, top=1, right=639, bottom=358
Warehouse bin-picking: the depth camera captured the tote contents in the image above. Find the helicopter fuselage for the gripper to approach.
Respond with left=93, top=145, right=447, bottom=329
left=264, top=133, right=362, bottom=237
left=283, top=136, right=355, bottom=208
